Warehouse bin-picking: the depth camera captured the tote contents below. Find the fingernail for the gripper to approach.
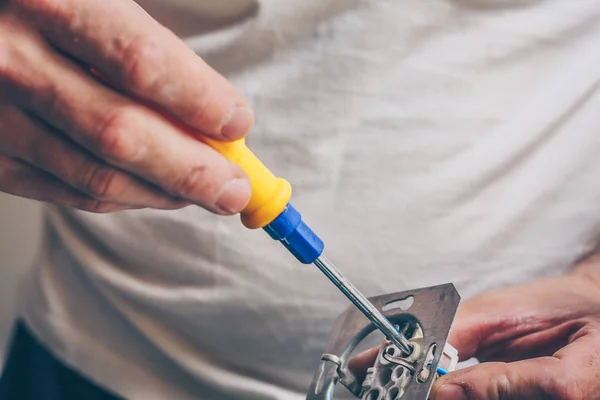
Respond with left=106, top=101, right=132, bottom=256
left=221, top=106, right=254, bottom=140
left=216, top=178, right=251, bottom=214
left=436, top=384, right=467, bottom=400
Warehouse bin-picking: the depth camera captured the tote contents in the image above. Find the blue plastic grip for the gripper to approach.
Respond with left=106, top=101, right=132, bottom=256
left=263, top=203, right=324, bottom=264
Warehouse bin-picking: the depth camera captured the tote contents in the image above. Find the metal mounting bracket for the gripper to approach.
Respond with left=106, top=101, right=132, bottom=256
left=306, top=283, right=460, bottom=400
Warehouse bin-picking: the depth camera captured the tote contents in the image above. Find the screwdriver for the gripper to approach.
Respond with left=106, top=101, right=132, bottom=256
left=201, top=137, right=413, bottom=355
left=87, top=71, right=412, bottom=354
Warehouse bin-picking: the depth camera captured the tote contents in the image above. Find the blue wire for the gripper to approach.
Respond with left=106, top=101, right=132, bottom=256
left=427, top=362, right=449, bottom=376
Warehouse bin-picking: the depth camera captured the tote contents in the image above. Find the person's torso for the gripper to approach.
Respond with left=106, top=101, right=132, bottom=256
left=20, top=1, right=600, bottom=399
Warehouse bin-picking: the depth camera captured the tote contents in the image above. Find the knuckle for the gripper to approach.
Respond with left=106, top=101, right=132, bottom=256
left=119, top=34, right=163, bottom=92
left=170, top=164, right=212, bottom=199
left=76, top=161, right=124, bottom=200
left=93, top=108, right=141, bottom=162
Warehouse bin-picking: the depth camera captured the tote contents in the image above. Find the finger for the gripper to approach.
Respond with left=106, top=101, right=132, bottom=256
left=431, top=358, right=562, bottom=400
left=11, top=0, right=254, bottom=140
left=430, top=332, right=600, bottom=400
left=348, top=346, right=381, bottom=382
left=1, top=24, right=251, bottom=214
left=0, top=106, right=187, bottom=210
left=473, top=322, right=577, bottom=363
left=431, top=332, right=600, bottom=400
left=447, top=302, right=487, bottom=362
left=447, top=287, right=587, bottom=363
left=447, top=306, right=554, bottom=363
left=447, top=291, right=551, bottom=362
left=0, top=154, right=133, bottom=213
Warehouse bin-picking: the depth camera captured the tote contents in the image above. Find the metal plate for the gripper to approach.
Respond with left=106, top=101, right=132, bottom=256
left=306, top=283, right=460, bottom=400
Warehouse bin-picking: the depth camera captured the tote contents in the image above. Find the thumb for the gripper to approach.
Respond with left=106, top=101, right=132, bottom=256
left=430, top=357, right=561, bottom=400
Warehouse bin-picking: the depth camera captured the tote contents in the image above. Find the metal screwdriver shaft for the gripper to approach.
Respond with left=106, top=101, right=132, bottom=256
left=313, top=255, right=413, bottom=355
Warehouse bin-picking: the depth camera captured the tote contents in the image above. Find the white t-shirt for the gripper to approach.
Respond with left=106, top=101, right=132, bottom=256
left=18, top=1, right=600, bottom=399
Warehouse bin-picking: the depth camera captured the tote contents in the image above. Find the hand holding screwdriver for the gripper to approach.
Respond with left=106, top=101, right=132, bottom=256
left=0, top=0, right=253, bottom=213
left=0, top=0, right=410, bottom=353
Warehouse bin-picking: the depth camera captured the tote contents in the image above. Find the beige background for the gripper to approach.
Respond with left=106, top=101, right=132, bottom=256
left=0, top=194, right=43, bottom=368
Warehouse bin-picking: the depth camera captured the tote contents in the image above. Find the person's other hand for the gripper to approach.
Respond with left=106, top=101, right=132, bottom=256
left=431, top=252, right=600, bottom=400
left=0, top=0, right=254, bottom=213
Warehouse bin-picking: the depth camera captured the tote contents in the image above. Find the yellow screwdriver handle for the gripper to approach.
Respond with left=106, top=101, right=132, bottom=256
left=201, top=137, right=292, bottom=229
left=86, top=70, right=291, bottom=229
